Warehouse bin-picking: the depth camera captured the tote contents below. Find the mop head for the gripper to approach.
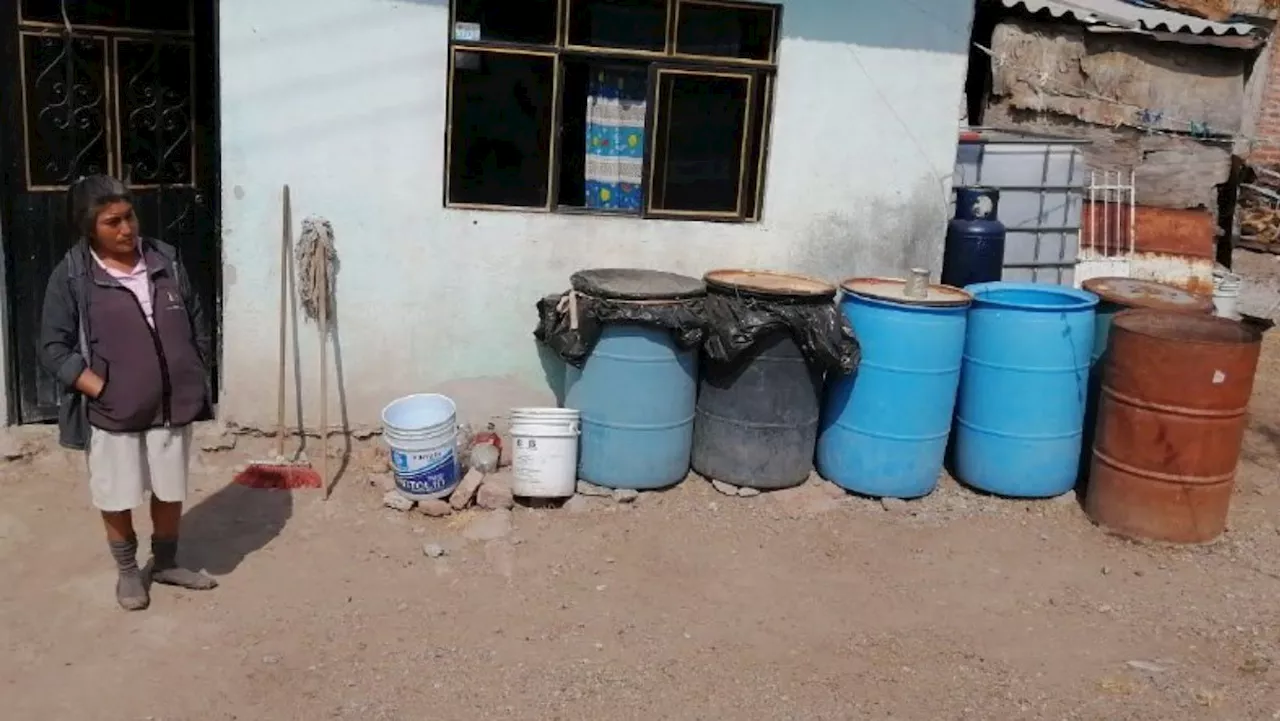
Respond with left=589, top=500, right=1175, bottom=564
left=296, top=216, right=338, bottom=323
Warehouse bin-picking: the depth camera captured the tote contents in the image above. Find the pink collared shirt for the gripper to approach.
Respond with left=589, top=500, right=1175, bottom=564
left=92, top=250, right=153, bottom=327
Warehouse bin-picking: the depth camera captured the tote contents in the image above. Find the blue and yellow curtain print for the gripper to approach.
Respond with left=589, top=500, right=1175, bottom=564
left=585, top=68, right=647, bottom=210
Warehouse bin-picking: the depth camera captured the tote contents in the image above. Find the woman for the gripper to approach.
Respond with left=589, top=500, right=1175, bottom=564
left=40, top=175, right=217, bottom=611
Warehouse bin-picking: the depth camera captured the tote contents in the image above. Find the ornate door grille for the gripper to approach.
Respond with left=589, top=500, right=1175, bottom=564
left=16, top=1, right=196, bottom=191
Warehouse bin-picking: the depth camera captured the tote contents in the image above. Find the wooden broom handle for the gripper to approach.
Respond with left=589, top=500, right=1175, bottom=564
left=277, top=186, right=290, bottom=459
left=319, top=242, right=329, bottom=499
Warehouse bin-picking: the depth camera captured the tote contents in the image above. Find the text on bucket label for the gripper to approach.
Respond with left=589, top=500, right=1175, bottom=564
left=392, top=447, right=458, bottom=496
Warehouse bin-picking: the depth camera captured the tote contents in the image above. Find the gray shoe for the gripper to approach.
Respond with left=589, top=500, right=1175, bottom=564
left=116, top=571, right=149, bottom=611
left=149, top=537, right=218, bottom=590
left=150, top=566, right=218, bottom=590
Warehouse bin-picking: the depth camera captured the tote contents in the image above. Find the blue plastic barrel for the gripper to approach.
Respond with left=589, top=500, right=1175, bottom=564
left=953, top=282, right=1098, bottom=497
left=564, top=269, right=703, bottom=490
left=817, top=278, right=972, bottom=498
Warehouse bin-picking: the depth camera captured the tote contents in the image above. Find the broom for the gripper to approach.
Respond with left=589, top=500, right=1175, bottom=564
left=233, top=185, right=323, bottom=491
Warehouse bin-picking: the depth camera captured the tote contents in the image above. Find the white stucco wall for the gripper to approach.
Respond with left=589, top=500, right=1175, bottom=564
left=217, top=0, right=975, bottom=431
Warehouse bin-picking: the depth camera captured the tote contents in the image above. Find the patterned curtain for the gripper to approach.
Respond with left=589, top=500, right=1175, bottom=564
left=585, top=68, right=646, bottom=210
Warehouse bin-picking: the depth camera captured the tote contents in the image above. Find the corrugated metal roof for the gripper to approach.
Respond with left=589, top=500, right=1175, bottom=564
left=998, top=0, right=1258, bottom=35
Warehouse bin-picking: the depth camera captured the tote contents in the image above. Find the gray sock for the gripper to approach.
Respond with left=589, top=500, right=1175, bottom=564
left=108, top=536, right=139, bottom=573
left=108, top=536, right=149, bottom=611
left=150, top=537, right=218, bottom=591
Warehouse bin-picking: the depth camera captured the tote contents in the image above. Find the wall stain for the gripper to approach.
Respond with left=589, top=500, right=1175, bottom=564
left=792, top=175, right=950, bottom=281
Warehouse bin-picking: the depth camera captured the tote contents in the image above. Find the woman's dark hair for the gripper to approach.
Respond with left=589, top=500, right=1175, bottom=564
left=67, top=174, right=133, bottom=241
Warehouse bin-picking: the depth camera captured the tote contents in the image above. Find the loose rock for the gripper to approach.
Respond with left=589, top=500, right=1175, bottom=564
left=416, top=499, right=452, bottom=518
left=737, top=486, right=761, bottom=498
left=422, top=543, right=447, bottom=558
left=383, top=491, right=415, bottom=512
left=564, top=495, right=594, bottom=514
left=450, top=468, right=485, bottom=510
left=477, top=476, right=515, bottom=511
left=0, top=432, right=28, bottom=462
left=577, top=481, right=613, bottom=498
left=471, top=443, right=501, bottom=474
left=710, top=479, right=739, bottom=497
left=613, top=489, right=639, bottom=504
left=463, top=509, right=513, bottom=542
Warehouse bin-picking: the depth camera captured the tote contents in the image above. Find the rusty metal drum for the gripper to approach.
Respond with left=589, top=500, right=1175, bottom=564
left=1085, top=310, right=1262, bottom=543
left=1078, top=278, right=1214, bottom=481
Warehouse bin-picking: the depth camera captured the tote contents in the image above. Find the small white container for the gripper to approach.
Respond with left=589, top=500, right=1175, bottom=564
left=510, top=408, right=580, bottom=498
left=1212, top=271, right=1243, bottom=320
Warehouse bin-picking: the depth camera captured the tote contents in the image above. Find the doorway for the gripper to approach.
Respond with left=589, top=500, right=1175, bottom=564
left=0, top=0, right=220, bottom=423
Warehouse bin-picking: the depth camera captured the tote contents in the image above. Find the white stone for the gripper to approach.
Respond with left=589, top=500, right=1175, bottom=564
left=382, top=491, right=415, bottom=512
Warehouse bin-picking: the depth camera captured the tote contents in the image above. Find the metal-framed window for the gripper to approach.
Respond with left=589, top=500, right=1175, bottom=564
left=445, top=0, right=780, bottom=223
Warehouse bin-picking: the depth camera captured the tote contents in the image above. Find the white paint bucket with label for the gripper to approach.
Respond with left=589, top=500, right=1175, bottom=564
left=381, top=394, right=460, bottom=501
left=510, top=408, right=580, bottom=498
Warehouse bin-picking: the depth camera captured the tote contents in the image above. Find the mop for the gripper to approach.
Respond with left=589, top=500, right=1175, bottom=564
left=295, top=215, right=338, bottom=498
left=233, top=185, right=323, bottom=491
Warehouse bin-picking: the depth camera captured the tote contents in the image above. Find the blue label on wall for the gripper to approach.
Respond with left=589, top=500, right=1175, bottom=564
left=391, top=447, right=459, bottom=496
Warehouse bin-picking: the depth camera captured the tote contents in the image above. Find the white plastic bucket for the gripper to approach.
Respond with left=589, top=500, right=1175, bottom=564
left=510, top=408, right=580, bottom=498
left=1213, top=272, right=1242, bottom=320
left=381, top=394, right=460, bottom=501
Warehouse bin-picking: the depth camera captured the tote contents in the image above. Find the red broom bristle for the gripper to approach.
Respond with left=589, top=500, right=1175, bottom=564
left=234, top=464, right=323, bottom=490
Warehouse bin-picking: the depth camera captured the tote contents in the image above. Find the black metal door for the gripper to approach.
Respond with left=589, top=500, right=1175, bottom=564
left=0, top=1, right=220, bottom=423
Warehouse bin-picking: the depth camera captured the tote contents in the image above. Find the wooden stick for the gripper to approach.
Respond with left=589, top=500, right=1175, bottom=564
left=277, top=186, right=290, bottom=460
left=319, top=241, right=329, bottom=500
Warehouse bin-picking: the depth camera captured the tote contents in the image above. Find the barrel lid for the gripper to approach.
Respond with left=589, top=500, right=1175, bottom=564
left=840, top=277, right=972, bottom=307
left=704, top=269, right=835, bottom=300
left=1112, top=308, right=1262, bottom=346
left=570, top=269, right=705, bottom=301
left=1082, top=277, right=1213, bottom=314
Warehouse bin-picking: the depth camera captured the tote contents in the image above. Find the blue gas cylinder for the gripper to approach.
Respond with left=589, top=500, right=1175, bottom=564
left=942, top=187, right=1006, bottom=289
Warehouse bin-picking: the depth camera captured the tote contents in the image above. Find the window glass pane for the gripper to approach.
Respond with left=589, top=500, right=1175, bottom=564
left=448, top=50, right=556, bottom=208
left=557, top=60, right=649, bottom=213
left=676, top=1, right=776, bottom=62
left=21, top=0, right=192, bottom=32
left=567, top=0, right=668, bottom=52
left=743, top=74, right=773, bottom=220
left=452, top=0, right=558, bottom=45
left=649, top=71, right=751, bottom=215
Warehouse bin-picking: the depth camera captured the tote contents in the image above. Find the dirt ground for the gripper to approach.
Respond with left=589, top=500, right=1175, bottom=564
left=4, top=283, right=1280, bottom=720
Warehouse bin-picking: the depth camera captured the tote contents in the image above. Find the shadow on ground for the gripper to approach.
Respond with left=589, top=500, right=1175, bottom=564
left=180, top=483, right=293, bottom=576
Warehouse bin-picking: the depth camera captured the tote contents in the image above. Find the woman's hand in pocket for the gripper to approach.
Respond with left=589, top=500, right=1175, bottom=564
left=74, top=368, right=106, bottom=400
